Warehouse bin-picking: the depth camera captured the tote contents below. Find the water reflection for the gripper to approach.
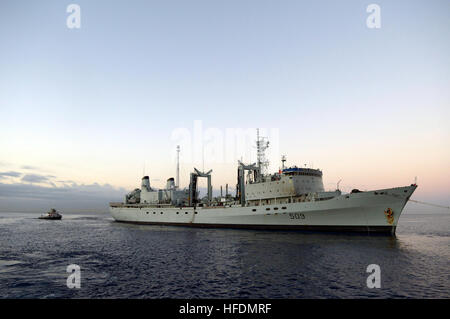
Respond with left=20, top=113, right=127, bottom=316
left=0, top=212, right=448, bottom=298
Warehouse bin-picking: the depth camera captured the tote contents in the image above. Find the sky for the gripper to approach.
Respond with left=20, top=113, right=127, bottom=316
left=0, top=0, right=449, bottom=212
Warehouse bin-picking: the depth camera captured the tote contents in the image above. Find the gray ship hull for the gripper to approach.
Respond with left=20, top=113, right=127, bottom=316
left=110, top=185, right=416, bottom=235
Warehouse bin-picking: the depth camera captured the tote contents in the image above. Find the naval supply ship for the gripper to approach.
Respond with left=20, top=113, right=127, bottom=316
left=109, top=130, right=417, bottom=235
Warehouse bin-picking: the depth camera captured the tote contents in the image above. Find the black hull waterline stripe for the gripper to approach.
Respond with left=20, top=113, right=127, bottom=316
left=113, top=220, right=396, bottom=235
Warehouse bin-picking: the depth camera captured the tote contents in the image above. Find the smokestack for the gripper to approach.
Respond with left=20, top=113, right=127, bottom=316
left=220, top=186, right=223, bottom=197
left=141, top=176, right=150, bottom=192
left=166, top=178, right=175, bottom=190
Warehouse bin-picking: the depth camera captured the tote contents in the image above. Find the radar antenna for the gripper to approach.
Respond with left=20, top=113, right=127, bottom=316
left=281, top=155, right=287, bottom=170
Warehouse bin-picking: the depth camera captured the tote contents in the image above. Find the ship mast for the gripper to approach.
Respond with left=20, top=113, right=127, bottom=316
left=256, top=128, right=270, bottom=180
left=176, top=145, right=180, bottom=188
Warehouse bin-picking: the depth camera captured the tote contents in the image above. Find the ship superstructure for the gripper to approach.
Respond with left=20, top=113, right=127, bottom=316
left=110, top=130, right=417, bottom=235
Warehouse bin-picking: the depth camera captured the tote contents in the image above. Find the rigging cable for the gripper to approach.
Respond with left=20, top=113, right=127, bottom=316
left=408, top=199, right=450, bottom=210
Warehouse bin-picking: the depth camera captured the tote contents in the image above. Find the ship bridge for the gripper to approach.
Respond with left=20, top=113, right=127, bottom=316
left=244, top=167, right=325, bottom=204
left=282, top=167, right=323, bottom=178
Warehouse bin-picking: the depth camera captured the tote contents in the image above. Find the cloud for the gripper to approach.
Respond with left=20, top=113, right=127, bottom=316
left=21, top=174, right=51, bottom=184
left=0, top=171, right=22, bottom=179
left=0, top=182, right=127, bottom=212
left=0, top=168, right=128, bottom=212
left=56, top=180, right=77, bottom=184
left=20, top=165, right=39, bottom=170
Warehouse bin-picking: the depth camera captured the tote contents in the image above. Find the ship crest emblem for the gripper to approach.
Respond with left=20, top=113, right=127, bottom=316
left=384, top=208, right=394, bottom=225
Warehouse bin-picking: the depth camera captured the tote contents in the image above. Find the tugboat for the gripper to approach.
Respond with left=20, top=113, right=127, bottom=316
left=39, top=208, right=62, bottom=220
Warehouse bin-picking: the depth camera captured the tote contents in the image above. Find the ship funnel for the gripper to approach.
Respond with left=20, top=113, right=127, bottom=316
left=141, top=176, right=150, bottom=192
left=166, top=177, right=175, bottom=190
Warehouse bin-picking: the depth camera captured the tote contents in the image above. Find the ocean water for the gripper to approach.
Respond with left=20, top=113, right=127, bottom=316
left=0, top=211, right=448, bottom=299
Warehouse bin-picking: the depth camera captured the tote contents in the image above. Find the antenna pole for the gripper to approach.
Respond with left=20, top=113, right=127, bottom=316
left=176, top=145, right=180, bottom=188
left=256, top=128, right=270, bottom=179
left=257, top=128, right=260, bottom=170
left=202, top=143, right=205, bottom=172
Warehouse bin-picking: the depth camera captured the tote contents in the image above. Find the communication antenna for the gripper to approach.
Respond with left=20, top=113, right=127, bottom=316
left=337, top=179, right=342, bottom=191
left=176, top=145, right=180, bottom=188
left=256, top=128, right=270, bottom=176
left=202, top=143, right=205, bottom=172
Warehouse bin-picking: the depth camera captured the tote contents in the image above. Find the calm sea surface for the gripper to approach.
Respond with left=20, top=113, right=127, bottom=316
left=0, top=211, right=448, bottom=298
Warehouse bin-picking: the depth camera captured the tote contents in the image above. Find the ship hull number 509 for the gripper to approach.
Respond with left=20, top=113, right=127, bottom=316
left=289, top=213, right=305, bottom=220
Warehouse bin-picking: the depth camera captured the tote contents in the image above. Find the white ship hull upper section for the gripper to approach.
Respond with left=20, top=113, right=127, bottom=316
left=110, top=130, right=417, bottom=235
left=110, top=185, right=416, bottom=235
